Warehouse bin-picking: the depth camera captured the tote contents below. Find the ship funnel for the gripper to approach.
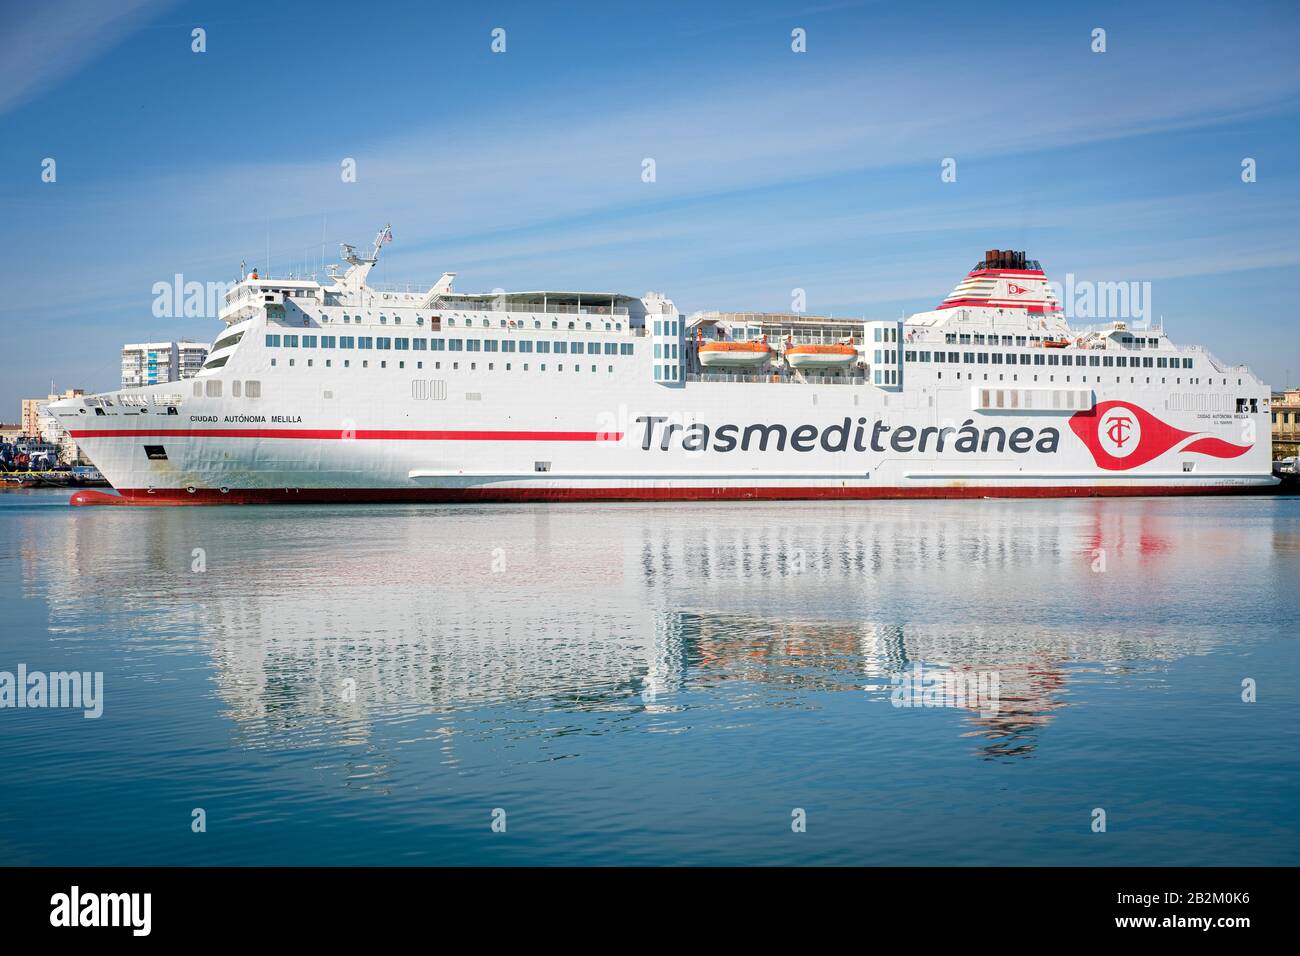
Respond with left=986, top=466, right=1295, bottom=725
left=983, top=249, right=1027, bottom=270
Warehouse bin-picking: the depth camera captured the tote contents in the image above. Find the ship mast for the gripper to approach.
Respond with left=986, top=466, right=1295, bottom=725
left=331, top=223, right=392, bottom=290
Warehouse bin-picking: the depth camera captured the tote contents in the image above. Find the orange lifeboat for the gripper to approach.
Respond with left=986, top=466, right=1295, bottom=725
left=1041, top=338, right=1070, bottom=349
left=785, top=343, right=857, bottom=369
left=698, top=340, right=771, bottom=368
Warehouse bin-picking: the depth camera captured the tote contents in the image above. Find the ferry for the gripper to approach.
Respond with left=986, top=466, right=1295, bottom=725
left=53, top=230, right=1277, bottom=504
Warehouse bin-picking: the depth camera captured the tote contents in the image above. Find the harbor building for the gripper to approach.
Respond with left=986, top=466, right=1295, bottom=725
left=1273, top=388, right=1300, bottom=460
left=121, top=340, right=210, bottom=388
left=18, top=389, right=87, bottom=464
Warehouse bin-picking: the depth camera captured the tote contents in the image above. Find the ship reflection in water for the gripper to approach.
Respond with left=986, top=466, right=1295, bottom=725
left=30, top=499, right=1244, bottom=758
left=4, top=492, right=1299, bottom=864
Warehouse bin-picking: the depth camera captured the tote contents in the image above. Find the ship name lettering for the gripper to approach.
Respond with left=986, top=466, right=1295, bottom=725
left=635, top=416, right=1059, bottom=455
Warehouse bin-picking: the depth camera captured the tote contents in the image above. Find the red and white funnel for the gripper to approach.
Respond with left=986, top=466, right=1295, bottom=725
left=938, top=249, right=1061, bottom=315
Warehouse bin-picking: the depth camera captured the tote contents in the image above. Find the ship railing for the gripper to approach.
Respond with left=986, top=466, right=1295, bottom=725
left=687, top=372, right=867, bottom=386
left=114, top=392, right=184, bottom=407
left=1173, top=344, right=1245, bottom=374
left=428, top=298, right=629, bottom=317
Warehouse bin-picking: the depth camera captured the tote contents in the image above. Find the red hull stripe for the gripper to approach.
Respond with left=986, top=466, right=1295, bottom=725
left=68, top=428, right=623, bottom=442
left=68, top=484, right=1271, bottom=507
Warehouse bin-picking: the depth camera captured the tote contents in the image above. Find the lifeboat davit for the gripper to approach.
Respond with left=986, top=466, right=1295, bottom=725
left=698, top=341, right=771, bottom=368
left=784, top=344, right=858, bottom=369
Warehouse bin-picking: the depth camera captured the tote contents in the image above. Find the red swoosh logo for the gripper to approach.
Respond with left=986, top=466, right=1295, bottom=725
left=1069, top=401, right=1251, bottom=470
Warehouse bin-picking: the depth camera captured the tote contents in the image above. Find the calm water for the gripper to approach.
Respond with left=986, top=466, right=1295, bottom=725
left=1, top=489, right=1297, bottom=866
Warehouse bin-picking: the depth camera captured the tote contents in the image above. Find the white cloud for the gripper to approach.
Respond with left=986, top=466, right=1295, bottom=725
left=0, top=0, right=170, bottom=116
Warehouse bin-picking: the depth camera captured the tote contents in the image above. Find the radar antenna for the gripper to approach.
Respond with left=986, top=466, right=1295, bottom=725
left=340, top=223, right=393, bottom=267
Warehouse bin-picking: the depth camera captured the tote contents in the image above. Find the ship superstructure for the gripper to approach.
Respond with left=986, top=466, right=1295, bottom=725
left=52, top=231, right=1276, bottom=503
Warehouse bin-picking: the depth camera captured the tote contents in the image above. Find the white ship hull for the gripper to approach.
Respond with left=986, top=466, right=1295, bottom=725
left=51, top=242, right=1277, bottom=504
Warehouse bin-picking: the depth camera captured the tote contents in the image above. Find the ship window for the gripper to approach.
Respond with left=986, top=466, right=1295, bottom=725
left=537, top=341, right=550, bottom=353
left=620, top=343, right=633, bottom=355
left=376, top=337, right=391, bottom=349
left=321, top=336, right=336, bottom=348
left=232, top=380, right=242, bottom=397
left=213, top=330, right=244, bottom=352
left=449, top=339, right=463, bottom=351
left=588, top=343, right=601, bottom=355
left=340, top=335, right=355, bottom=348
left=302, top=335, right=317, bottom=347
left=502, top=341, right=515, bottom=353
left=205, top=380, right=221, bottom=397
left=283, top=335, right=298, bottom=347
left=519, top=341, right=532, bottom=353
left=265, top=334, right=280, bottom=347
left=193, top=382, right=203, bottom=397
left=143, top=445, right=167, bottom=460
left=484, top=340, right=498, bottom=352
left=467, top=340, right=480, bottom=352
left=358, top=337, right=373, bottom=349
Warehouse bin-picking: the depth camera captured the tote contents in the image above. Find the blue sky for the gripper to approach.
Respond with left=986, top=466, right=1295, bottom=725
left=1, top=0, right=1299, bottom=414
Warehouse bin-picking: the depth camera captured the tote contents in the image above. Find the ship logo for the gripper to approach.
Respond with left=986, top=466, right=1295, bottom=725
left=1007, top=283, right=1029, bottom=295
left=1070, top=401, right=1253, bottom=471
left=1100, top=411, right=1138, bottom=458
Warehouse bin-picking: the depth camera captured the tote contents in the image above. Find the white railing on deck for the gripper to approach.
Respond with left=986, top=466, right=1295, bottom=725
left=689, top=372, right=867, bottom=386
